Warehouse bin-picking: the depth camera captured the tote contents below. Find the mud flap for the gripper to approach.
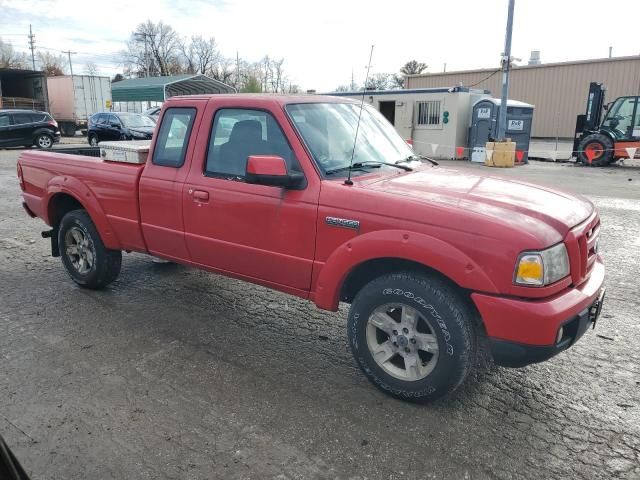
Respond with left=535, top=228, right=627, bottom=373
left=41, top=228, right=60, bottom=257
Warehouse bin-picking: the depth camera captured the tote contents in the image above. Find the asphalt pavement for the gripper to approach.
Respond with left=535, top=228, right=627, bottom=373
left=1, top=147, right=638, bottom=479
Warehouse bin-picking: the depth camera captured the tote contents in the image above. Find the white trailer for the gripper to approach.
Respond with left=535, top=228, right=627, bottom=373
left=47, top=75, right=111, bottom=136
left=326, top=87, right=489, bottom=159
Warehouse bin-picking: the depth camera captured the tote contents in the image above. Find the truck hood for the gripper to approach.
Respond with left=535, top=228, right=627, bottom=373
left=362, top=166, right=593, bottom=236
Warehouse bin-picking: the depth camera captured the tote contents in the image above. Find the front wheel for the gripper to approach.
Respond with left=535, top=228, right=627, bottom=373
left=88, top=134, right=98, bottom=146
left=577, top=133, right=615, bottom=166
left=347, top=272, right=477, bottom=403
left=58, top=209, right=122, bottom=289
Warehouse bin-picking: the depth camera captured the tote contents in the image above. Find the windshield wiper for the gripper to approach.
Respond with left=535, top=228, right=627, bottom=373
left=326, top=161, right=413, bottom=175
left=397, top=154, right=439, bottom=166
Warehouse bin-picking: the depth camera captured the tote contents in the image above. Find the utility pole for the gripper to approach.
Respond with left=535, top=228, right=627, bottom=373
left=236, top=51, right=240, bottom=89
left=443, top=62, right=447, bottom=73
left=28, top=24, right=36, bottom=70
left=134, top=33, right=150, bottom=77
left=496, top=0, right=515, bottom=141
left=62, top=50, right=76, bottom=77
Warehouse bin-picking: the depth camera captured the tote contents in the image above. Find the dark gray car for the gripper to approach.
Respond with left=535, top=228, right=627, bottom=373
left=0, top=110, right=61, bottom=149
left=87, top=112, right=156, bottom=146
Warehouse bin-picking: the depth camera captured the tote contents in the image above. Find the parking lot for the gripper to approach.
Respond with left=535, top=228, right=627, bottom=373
left=1, top=146, right=639, bottom=479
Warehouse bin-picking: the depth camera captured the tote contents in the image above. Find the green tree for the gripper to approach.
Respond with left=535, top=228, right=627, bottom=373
left=400, top=60, right=428, bottom=75
left=241, top=75, right=262, bottom=93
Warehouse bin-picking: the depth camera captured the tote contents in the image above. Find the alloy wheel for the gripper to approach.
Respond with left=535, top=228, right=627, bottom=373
left=366, top=303, right=440, bottom=381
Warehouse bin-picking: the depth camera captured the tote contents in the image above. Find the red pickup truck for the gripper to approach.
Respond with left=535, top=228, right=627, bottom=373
left=17, top=94, right=605, bottom=403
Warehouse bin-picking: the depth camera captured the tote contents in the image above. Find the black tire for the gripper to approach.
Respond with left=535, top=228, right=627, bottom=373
left=58, top=209, right=121, bottom=289
left=347, top=272, right=477, bottom=403
left=34, top=133, right=53, bottom=149
left=577, top=133, right=615, bottom=166
left=88, top=134, right=98, bottom=146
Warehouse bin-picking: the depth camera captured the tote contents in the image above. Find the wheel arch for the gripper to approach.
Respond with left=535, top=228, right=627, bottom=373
left=31, top=128, right=54, bottom=141
left=46, top=181, right=121, bottom=250
left=313, top=230, right=499, bottom=312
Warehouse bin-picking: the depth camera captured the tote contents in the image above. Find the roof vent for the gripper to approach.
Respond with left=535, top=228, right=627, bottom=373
left=528, top=51, right=541, bottom=65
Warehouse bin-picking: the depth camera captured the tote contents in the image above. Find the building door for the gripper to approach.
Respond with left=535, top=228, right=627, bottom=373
left=379, top=101, right=395, bottom=125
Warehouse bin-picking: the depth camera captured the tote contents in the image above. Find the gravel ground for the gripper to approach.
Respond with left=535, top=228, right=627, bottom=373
left=1, top=147, right=639, bottom=480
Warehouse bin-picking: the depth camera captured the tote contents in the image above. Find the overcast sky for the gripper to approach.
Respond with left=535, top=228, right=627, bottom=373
left=1, top=0, right=639, bottom=91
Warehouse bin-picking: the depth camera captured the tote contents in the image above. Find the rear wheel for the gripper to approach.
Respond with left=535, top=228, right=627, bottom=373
left=35, top=133, right=53, bottom=149
left=58, top=209, right=121, bottom=289
left=347, top=272, right=477, bottom=403
left=578, top=133, right=615, bottom=166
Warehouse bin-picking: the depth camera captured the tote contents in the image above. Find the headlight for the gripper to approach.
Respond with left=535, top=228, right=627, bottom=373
left=514, top=243, right=570, bottom=286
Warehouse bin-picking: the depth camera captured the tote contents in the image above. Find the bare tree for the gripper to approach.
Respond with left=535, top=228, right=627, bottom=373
left=84, top=61, right=98, bottom=75
left=124, top=20, right=180, bottom=76
left=208, top=56, right=235, bottom=85
left=193, top=36, right=220, bottom=74
left=177, top=38, right=196, bottom=74
left=365, top=73, right=394, bottom=90
left=37, top=51, right=67, bottom=76
left=0, top=38, right=29, bottom=68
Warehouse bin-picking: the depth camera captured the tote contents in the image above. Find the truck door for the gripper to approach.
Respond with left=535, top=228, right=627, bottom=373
left=139, top=105, right=203, bottom=261
left=182, top=100, right=320, bottom=293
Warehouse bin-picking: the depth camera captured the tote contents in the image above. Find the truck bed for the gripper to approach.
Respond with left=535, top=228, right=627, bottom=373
left=19, top=149, right=147, bottom=252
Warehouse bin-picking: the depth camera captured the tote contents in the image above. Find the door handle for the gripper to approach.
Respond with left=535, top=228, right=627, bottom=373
left=190, top=189, right=209, bottom=202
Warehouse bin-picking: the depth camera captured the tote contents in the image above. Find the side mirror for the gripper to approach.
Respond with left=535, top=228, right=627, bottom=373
left=245, top=155, right=304, bottom=188
left=110, top=122, right=120, bottom=128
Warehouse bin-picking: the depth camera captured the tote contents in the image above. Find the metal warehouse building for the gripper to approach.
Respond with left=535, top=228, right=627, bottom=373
left=406, top=55, right=640, bottom=139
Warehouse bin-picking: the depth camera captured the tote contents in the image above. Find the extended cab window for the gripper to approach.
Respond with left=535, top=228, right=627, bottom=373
left=205, top=109, right=299, bottom=178
left=152, top=107, right=196, bottom=168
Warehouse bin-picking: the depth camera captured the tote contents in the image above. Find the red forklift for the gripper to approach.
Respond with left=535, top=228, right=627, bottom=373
left=574, top=82, right=640, bottom=166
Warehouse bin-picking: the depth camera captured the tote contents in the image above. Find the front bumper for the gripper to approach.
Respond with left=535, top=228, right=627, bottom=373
left=472, top=257, right=605, bottom=367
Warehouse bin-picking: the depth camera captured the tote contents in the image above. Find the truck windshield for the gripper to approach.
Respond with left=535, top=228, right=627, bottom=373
left=119, top=114, right=156, bottom=128
left=286, top=102, right=414, bottom=176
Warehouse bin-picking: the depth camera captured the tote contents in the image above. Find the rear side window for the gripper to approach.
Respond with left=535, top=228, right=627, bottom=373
left=31, top=113, right=47, bottom=123
left=152, top=108, right=196, bottom=168
left=12, top=113, right=34, bottom=125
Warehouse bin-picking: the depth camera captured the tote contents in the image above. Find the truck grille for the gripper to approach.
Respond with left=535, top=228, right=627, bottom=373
left=566, top=212, right=600, bottom=286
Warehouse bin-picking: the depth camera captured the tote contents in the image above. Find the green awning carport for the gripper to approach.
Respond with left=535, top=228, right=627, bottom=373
left=111, top=74, right=235, bottom=102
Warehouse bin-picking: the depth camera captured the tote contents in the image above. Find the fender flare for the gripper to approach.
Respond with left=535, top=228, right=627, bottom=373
left=31, top=127, right=56, bottom=141
left=46, top=176, right=121, bottom=250
left=313, top=229, right=499, bottom=311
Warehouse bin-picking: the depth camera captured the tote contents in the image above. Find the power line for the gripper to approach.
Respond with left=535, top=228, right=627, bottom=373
left=465, top=69, right=500, bottom=87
